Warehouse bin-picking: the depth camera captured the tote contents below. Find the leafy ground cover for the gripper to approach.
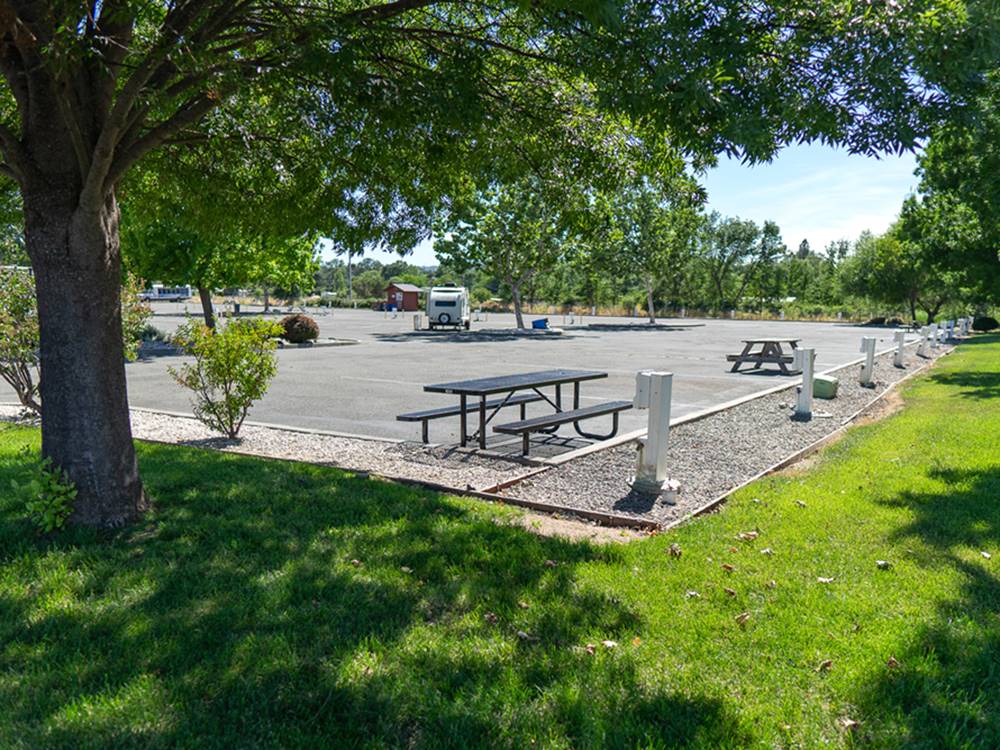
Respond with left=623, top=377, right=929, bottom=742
left=1, top=336, right=998, bottom=749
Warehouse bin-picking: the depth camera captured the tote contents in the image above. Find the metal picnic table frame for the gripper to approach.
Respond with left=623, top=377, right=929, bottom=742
left=423, top=369, right=610, bottom=450
left=728, top=338, right=802, bottom=374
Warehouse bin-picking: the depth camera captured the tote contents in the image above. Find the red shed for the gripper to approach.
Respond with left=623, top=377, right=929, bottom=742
left=384, top=282, right=421, bottom=311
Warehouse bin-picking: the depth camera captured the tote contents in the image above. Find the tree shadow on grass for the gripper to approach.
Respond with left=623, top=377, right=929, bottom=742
left=927, top=370, right=1000, bottom=400
left=856, top=465, right=1000, bottom=749
left=0, top=433, right=752, bottom=749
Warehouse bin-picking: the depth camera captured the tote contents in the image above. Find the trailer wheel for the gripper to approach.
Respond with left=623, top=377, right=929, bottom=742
left=464, top=320, right=470, bottom=330
left=438, top=313, right=451, bottom=325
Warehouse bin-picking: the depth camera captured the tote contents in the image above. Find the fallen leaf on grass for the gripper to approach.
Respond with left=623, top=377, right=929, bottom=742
left=766, top=580, right=777, bottom=589
left=728, top=546, right=739, bottom=553
left=668, top=543, right=682, bottom=558
left=484, top=612, right=498, bottom=624
left=816, top=659, right=833, bottom=672
left=350, top=559, right=362, bottom=567
left=400, top=566, right=413, bottom=573
left=685, top=590, right=701, bottom=599
left=795, top=500, right=807, bottom=508
left=876, top=560, right=891, bottom=570
left=761, top=548, right=774, bottom=556
left=544, top=559, right=558, bottom=568
left=887, top=656, right=899, bottom=669
left=738, top=531, right=759, bottom=541
left=584, top=643, right=596, bottom=655
left=982, top=551, right=992, bottom=560
left=722, top=563, right=735, bottom=573
left=724, top=587, right=737, bottom=597
left=631, top=636, right=642, bottom=646
left=601, top=639, right=617, bottom=649
left=817, top=577, right=835, bottom=584
left=517, top=600, right=530, bottom=609
left=517, top=630, right=538, bottom=642
left=838, top=717, right=860, bottom=732
left=735, top=612, right=751, bottom=627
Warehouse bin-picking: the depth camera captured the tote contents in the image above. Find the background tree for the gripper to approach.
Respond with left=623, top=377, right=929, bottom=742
left=699, top=214, right=786, bottom=311
left=434, top=176, right=579, bottom=328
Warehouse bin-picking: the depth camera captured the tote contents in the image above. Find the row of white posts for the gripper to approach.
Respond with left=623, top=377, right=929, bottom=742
left=630, top=319, right=975, bottom=501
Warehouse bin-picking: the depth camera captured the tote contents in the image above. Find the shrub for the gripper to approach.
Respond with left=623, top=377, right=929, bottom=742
left=863, top=316, right=887, bottom=326
left=121, top=273, right=152, bottom=360
left=0, top=269, right=150, bottom=413
left=0, top=268, right=40, bottom=413
left=170, top=318, right=282, bottom=438
left=281, top=313, right=320, bottom=344
left=973, top=316, right=999, bottom=332
left=11, top=450, right=77, bottom=533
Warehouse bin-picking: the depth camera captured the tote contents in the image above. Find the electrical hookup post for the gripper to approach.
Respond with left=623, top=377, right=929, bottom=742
left=631, top=371, right=681, bottom=503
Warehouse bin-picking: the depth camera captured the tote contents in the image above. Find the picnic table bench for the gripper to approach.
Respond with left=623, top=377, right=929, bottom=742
left=727, top=338, right=801, bottom=374
left=397, top=393, right=542, bottom=444
left=405, top=369, right=631, bottom=454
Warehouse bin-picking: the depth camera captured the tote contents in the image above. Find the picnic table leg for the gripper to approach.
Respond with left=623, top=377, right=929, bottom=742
left=459, top=394, right=467, bottom=447
left=573, top=381, right=580, bottom=409
left=555, top=383, right=562, bottom=411
left=478, top=395, right=487, bottom=450
left=775, top=343, right=791, bottom=374
left=730, top=341, right=752, bottom=372
left=421, top=420, right=428, bottom=444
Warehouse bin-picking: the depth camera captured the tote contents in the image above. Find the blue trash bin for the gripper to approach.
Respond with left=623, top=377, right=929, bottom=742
left=532, top=318, right=549, bottom=330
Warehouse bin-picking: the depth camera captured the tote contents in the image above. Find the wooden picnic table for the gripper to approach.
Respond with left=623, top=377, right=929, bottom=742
left=727, top=338, right=802, bottom=374
left=424, top=369, right=608, bottom=450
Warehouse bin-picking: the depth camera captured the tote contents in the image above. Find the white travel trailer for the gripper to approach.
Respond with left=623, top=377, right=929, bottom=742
left=139, top=283, right=193, bottom=302
left=426, top=285, right=470, bottom=330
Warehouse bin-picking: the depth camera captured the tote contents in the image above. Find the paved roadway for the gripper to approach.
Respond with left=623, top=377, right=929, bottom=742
left=89, top=305, right=905, bottom=444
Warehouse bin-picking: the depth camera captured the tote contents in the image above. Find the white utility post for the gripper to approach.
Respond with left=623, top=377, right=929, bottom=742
left=859, top=336, right=877, bottom=386
left=929, top=323, right=939, bottom=349
left=413, top=313, right=422, bottom=331
left=793, top=348, right=815, bottom=420
left=679, top=307, right=686, bottom=318
left=917, top=326, right=930, bottom=357
left=631, top=371, right=679, bottom=500
left=893, top=330, right=907, bottom=368
left=946, top=320, right=955, bottom=340
left=779, top=310, right=785, bottom=320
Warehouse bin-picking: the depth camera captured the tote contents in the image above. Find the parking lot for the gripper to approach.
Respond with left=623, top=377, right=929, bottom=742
left=87, top=305, right=907, bottom=446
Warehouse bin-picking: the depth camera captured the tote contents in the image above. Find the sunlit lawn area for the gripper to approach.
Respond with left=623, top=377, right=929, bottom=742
left=1, top=336, right=998, bottom=749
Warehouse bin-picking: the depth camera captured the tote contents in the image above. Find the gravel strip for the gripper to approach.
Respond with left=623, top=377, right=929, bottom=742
left=500, top=347, right=951, bottom=525
left=0, top=405, right=537, bottom=491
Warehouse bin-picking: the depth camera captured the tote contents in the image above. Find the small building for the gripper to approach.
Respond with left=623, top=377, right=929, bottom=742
left=384, top=282, right=422, bottom=311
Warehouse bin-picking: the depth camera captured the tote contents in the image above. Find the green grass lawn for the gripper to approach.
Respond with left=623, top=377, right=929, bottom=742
left=2, top=337, right=999, bottom=749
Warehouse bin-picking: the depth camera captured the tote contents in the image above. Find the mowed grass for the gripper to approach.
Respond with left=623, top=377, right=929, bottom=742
left=1, top=338, right=999, bottom=749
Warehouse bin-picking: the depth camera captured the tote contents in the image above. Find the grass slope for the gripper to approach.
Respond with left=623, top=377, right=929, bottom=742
left=1, top=336, right=998, bottom=749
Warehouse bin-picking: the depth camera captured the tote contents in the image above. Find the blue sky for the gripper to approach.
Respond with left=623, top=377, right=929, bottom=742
left=322, top=142, right=920, bottom=266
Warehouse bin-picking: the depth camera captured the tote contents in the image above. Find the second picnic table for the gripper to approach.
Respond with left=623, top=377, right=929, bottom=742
left=423, top=369, right=609, bottom=450
left=727, top=338, right=802, bottom=374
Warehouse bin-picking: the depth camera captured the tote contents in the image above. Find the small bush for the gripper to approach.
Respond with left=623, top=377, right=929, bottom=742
left=863, top=316, right=887, bottom=326
left=170, top=318, right=282, bottom=438
left=0, top=268, right=40, bottom=413
left=281, top=313, right=320, bottom=344
left=11, top=450, right=77, bottom=533
left=885, top=317, right=905, bottom=326
left=973, top=316, right=999, bottom=332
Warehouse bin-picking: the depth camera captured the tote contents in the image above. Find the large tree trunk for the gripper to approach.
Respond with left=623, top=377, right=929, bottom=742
left=198, top=285, right=216, bottom=329
left=511, top=282, right=526, bottom=329
left=24, top=189, right=148, bottom=528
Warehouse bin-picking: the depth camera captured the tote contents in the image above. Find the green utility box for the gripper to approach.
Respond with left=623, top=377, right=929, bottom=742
left=813, top=374, right=839, bottom=399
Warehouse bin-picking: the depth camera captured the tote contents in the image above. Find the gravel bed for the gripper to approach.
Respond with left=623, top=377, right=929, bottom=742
left=0, top=405, right=536, bottom=491
left=501, top=347, right=950, bottom=525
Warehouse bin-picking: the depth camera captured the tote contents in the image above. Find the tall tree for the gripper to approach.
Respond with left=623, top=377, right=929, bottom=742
left=0, top=1, right=987, bottom=527
left=700, top=214, right=786, bottom=311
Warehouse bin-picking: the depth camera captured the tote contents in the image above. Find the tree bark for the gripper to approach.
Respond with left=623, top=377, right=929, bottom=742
left=510, top=282, right=525, bottom=329
left=198, top=285, right=216, bottom=329
left=24, top=188, right=149, bottom=528
left=645, top=277, right=657, bottom=324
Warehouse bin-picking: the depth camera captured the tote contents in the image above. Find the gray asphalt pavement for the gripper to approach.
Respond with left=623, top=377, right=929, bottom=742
left=103, top=305, right=903, bottom=444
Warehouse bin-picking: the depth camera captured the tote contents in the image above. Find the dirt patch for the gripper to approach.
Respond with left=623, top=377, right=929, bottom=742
left=502, top=510, right=645, bottom=544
